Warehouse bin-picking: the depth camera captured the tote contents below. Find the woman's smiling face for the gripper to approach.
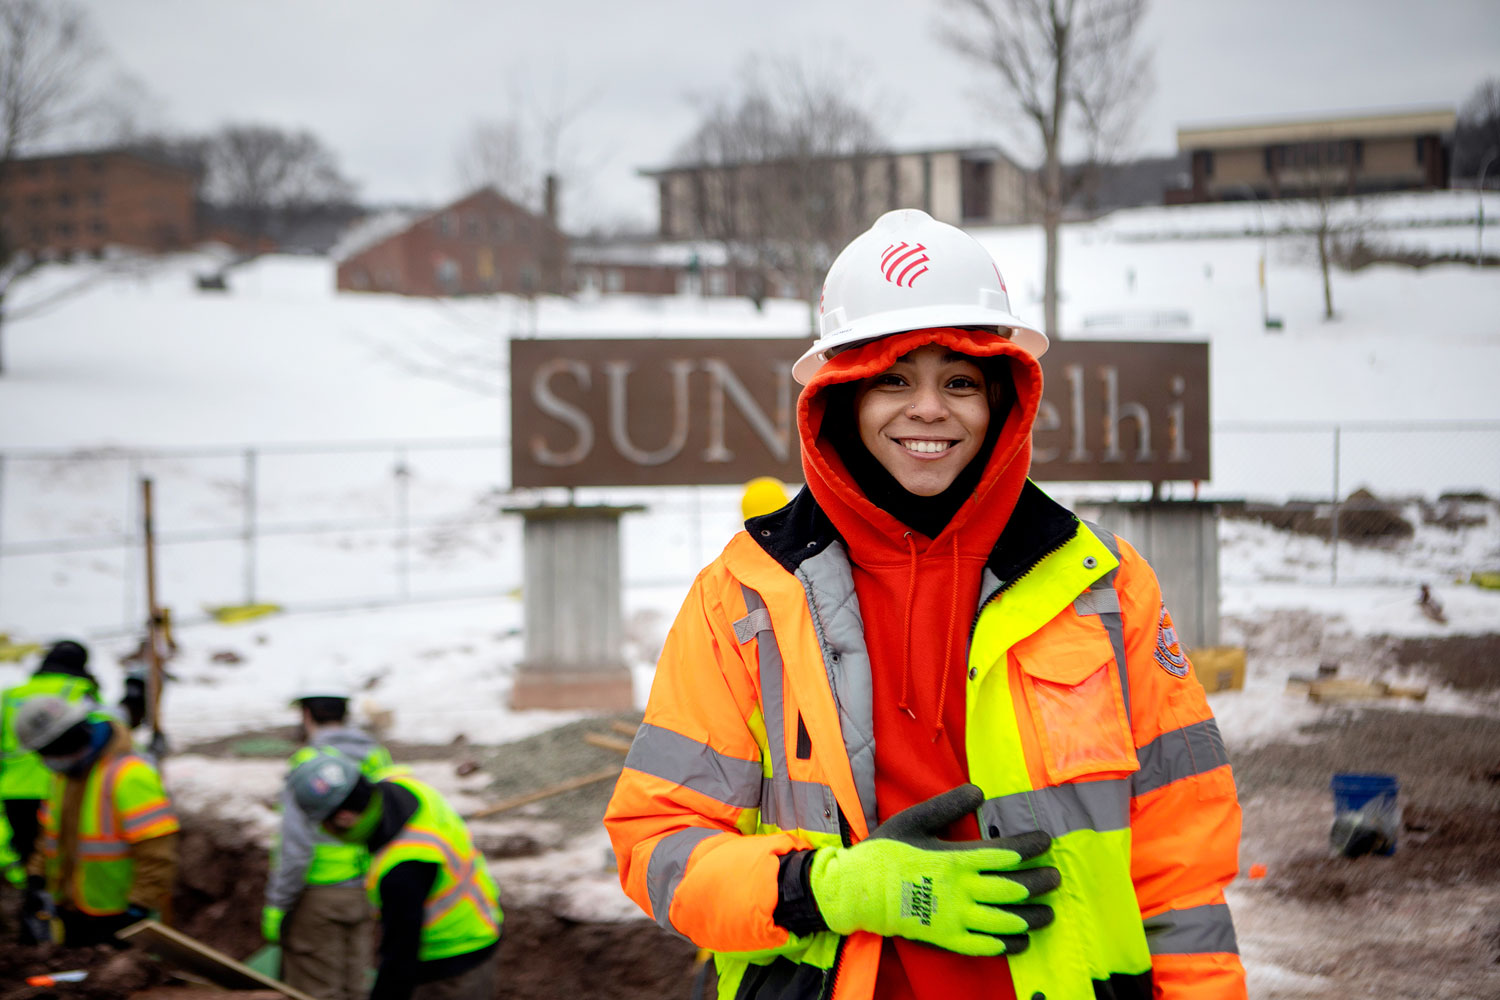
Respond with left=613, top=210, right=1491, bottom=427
left=853, top=343, right=991, bottom=496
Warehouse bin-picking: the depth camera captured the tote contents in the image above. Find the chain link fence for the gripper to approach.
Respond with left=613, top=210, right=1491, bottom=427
left=1, top=421, right=1496, bottom=637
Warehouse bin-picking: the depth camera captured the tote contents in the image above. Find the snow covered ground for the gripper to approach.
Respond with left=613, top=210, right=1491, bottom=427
left=0, top=191, right=1497, bottom=989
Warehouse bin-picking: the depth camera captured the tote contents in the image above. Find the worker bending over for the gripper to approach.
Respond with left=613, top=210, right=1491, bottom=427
left=264, top=681, right=393, bottom=1000
left=288, top=748, right=501, bottom=1000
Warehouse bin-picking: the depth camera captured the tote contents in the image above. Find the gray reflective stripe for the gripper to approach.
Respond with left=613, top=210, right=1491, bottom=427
left=1132, top=718, right=1231, bottom=798
left=646, top=826, right=720, bottom=937
left=762, top=775, right=840, bottom=835
left=1073, top=589, right=1121, bottom=616
left=390, top=829, right=497, bottom=931
left=120, top=802, right=174, bottom=834
left=76, top=841, right=129, bottom=859
left=624, top=723, right=763, bottom=809
left=733, top=607, right=773, bottom=644
left=740, top=586, right=788, bottom=789
left=979, top=778, right=1131, bottom=838
left=1080, top=520, right=1130, bottom=719
left=797, top=541, right=878, bottom=836
left=1144, top=902, right=1239, bottom=956
left=742, top=586, right=841, bottom=837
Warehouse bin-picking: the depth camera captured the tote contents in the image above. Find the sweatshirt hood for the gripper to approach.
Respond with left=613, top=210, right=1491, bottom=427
left=798, top=326, right=1043, bottom=554
left=797, top=327, right=1043, bottom=738
left=313, top=726, right=383, bottom=764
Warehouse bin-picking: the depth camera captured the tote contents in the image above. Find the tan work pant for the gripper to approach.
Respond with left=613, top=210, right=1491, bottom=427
left=281, top=883, right=373, bottom=1000
left=412, top=950, right=498, bottom=1000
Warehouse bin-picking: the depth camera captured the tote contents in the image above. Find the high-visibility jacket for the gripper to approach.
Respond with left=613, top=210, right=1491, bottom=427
left=0, top=672, right=100, bottom=799
left=605, top=483, right=1245, bottom=1000
left=38, top=726, right=179, bottom=916
left=272, top=737, right=394, bottom=896
left=367, top=775, right=501, bottom=962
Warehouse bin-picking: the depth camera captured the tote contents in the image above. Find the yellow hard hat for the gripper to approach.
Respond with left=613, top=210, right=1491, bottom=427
left=741, top=477, right=790, bottom=520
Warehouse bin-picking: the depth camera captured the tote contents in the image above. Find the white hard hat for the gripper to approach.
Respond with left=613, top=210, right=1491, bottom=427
left=289, top=671, right=352, bottom=705
left=14, top=696, right=92, bottom=752
left=794, top=209, right=1046, bottom=384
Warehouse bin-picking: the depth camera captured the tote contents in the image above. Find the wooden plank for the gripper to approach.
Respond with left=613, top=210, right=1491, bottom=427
left=465, top=767, right=621, bottom=820
left=584, top=732, right=634, bottom=756
left=118, top=919, right=320, bottom=1000
left=1307, top=679, right=1390, bottom=703
left=609, top=720, right=640, bottom=738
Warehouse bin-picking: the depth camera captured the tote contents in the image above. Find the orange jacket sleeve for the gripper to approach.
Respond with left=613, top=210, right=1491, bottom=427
left=604, top=560, right=809, bottom=953
left=1115, top=539, right=1247, bottom=1000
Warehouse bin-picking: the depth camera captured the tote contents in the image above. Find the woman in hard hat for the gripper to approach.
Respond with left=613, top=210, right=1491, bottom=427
left=605, top=210, right=1245, bottom=1000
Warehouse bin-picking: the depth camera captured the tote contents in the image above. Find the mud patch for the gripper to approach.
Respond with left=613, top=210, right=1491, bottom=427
left=1387, top=634, right=1500, bottom=692
left=494, top=906, right=699, bottom=1000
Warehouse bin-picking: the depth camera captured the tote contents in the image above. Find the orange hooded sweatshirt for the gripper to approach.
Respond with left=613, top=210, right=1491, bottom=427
left=798, top=326, right=1044, bottom=1000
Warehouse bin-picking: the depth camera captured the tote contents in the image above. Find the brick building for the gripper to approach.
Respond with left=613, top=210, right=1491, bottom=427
left=0, top=150, right=199, bottom=258
left=1172, top=108, right=1455, bottom=203
left=335, top=187, right=568, bottom=296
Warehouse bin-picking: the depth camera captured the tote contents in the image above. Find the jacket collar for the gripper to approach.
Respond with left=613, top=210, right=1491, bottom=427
left=750, top=477, right=1079, bottom=586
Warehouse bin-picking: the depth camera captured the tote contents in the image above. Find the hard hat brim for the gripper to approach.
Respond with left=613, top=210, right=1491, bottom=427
left=793, top=313, right=1048, bottom=385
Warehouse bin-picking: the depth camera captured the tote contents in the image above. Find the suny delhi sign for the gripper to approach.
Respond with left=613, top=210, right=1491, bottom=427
left=510, top=338, right=1209, bottom=488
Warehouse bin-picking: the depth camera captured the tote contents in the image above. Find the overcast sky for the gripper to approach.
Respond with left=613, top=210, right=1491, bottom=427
left=75, top=0, right=1500, bottom=231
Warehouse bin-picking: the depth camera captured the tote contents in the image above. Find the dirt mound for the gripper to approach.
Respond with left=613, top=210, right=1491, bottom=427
left=170, top=815, right=267, bottom=962
left=495, top=906, right=699, bottom=1000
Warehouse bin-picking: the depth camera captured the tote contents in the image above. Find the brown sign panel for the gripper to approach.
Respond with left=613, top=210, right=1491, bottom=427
left=510, top=337, right=1209, bottom=487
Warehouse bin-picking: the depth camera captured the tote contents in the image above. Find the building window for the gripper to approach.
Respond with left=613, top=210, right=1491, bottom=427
left=56, top=221, right=74, bottom=236
left=435, top=256, right=460, bottom=291
left=1415, top=138, right=1426, bottom=164
left=90, top=190, right=105, bottom=206
left=57, top=192, right=73, bottom=208
left=91, top=219, right=107, bottom=235
left=1202, top=151, right=1214, bottom=178
left=466, top=214, right=482, bottom=238
left=491, top=216, right=508, bottom=240
left=605, top=269, right=624, bottom=293
left=435, top=213, right=453, bottom=237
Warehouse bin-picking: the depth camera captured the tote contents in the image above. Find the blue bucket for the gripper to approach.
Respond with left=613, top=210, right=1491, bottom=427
left=1329, top=772, right=1399, bottom=856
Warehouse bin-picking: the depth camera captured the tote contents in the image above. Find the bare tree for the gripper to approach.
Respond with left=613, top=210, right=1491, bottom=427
left=456, top=118, right=540, bottom=210
left=1285, top=136, right=1371, bottom=321
left=938, top=0, right=1152, bottom=339
left=201, top=123, right=357, bottom=252
left=0, top=0, right=103, bottom=374
left=674, top=56, right=886, bottom=326
left=1453, top=77, right=1500, bottom=181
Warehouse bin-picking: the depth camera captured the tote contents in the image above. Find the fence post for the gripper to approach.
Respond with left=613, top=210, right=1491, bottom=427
left=395, top=448, right=411, bottom=601
left=124, top=455, right=141, bottom=631
left=1330, top=425, right=1342, bottom=585
left=243, top=449, right=258, bottom=605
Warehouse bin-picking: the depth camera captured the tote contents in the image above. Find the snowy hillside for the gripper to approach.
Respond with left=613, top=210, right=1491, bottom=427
left=0, top=190, right=1496, bottom=748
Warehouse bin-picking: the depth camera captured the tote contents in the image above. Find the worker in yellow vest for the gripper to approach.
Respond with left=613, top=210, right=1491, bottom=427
left=1, top=639, right=102, bottom=939
left=264, top=681, right=393, bottom=1000
left=288, top=749, right=501, bottom=1000
left=15, top=695, right=178, bottom=946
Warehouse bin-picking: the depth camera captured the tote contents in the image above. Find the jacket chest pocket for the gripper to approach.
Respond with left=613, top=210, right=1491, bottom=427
left=1010, top=614, right=1137, bottom=784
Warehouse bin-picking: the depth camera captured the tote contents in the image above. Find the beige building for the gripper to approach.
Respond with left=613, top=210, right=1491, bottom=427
left=1173, top=108, right=1455, bottom=202
left=643, top=146, right=1031, bottom=239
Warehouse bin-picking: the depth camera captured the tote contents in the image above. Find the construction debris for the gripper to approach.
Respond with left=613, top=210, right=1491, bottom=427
left=1285, top=676, right=1430, bottom=702
left=119, top=919, right=320, bottom=1000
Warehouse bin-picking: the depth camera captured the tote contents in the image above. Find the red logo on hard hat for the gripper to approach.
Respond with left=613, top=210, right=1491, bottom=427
left=992, top=263, right=1007, bottom=293
left=881, top=242, right=929, bottom=288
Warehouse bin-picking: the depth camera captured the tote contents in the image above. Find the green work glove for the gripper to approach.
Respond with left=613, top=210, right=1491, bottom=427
left=262, top=905, right=284, bottom=943
left=808, top=784, right=1059, bottom=956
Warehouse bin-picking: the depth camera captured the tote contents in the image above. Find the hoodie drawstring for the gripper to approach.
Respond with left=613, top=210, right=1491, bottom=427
left=897, top=531, right=919, bottom=720
left=930, top=535, right=961, bottom=742
left=897, top=531, right=964, bottom=742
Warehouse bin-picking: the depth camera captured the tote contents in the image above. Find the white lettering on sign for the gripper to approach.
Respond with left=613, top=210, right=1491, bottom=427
left=701, top=358, right=795, bottom=463
left=529, top=359, right=593, bottom=467
left=604, top=360, right=694, bottom=465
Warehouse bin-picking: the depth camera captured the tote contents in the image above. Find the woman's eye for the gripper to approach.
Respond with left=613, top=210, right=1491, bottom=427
left=947, top=376, right=981, bottom=390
